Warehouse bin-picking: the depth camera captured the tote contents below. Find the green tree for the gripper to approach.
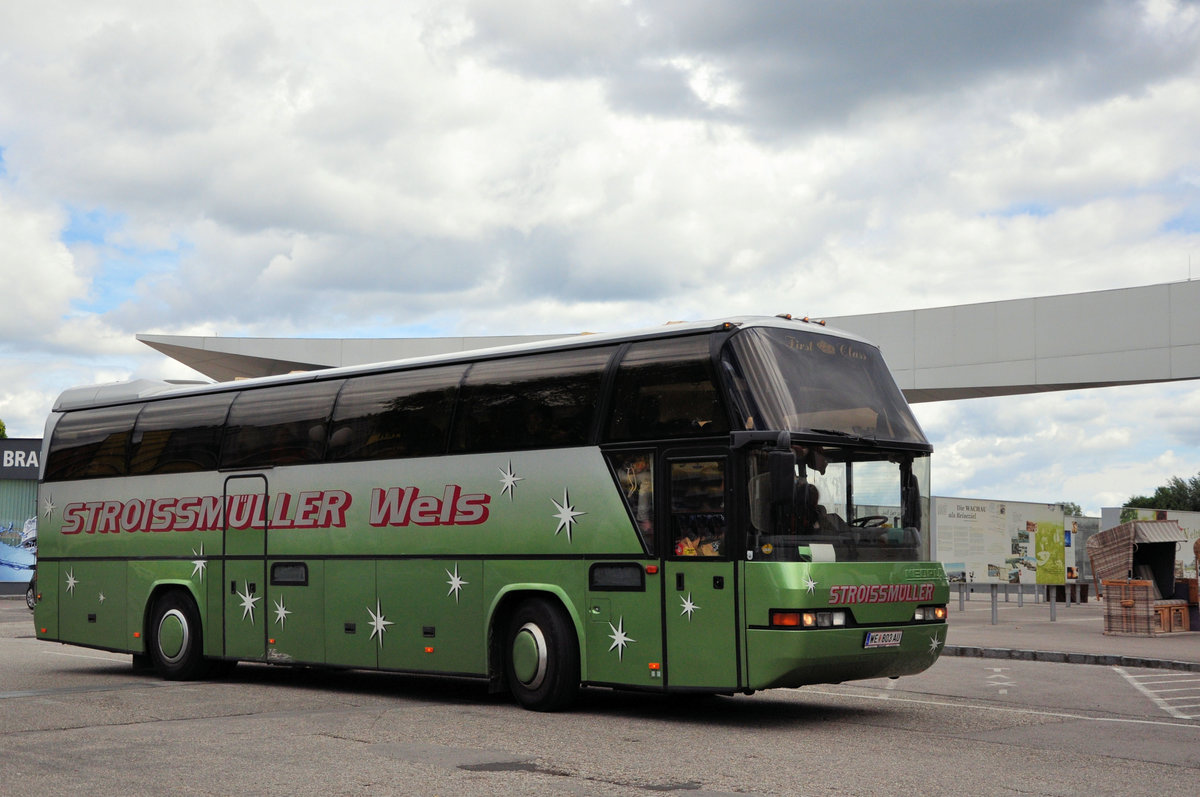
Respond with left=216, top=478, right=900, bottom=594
left=0, top=418, right=6, bottom=439
left=1058, top=501, right=1082, bottom=517
left=1124, top=472, right=1200, bottom=513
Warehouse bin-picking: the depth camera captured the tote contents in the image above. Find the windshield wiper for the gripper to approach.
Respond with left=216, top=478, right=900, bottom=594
left=809, top=428, right=877, bottom=444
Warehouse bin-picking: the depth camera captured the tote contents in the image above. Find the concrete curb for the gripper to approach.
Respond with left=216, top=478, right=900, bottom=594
left=943, top=644, right=1200, bottom=673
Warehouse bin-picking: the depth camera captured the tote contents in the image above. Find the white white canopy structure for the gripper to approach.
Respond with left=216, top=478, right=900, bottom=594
left=138, top=281, right=1200, bottom=403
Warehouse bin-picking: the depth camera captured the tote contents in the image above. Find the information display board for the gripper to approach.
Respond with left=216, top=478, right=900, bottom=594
left=933, top=497, right=1066, bottom=585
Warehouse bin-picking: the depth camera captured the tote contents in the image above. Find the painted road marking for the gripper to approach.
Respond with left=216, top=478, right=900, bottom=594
left=1114, top=667, right=1200, bottom=720
left=986, top=666, right=1015, bottom=694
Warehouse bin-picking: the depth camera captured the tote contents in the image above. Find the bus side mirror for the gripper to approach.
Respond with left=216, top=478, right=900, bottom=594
left=768, top=448, right=795, bottom=505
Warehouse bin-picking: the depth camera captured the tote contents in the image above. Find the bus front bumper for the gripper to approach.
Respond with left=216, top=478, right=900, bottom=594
left=745, top=623, right=948, bottom=689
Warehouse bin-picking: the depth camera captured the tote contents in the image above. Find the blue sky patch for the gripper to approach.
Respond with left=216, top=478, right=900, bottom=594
left=62, top=205, right=188, bottom=314
left=63, top=206, right=127, bottom=246
left=990, top=202, right=1053, bottom=218
left=1162, top=210, right=1200, bottom=234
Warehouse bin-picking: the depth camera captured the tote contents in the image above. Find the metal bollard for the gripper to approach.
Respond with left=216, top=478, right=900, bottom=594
left=990, top=583, right=999, bottom=625
left=1018, top=584, right=1024, bottom=607
left=1049, top=588, right=1057, bottom=621
left=959, top=582, right=966, bottom=611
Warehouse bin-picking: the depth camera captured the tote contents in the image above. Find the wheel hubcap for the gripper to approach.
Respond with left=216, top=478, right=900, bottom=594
left=511, top=622, right=548, bottom=689
left=157, top=608, right=189, bottom=664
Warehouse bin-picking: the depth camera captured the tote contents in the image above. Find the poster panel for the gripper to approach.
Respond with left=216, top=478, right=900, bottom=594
left=933, top=497, right=1065, bottom=585
left=1068, top=516, right=1099, bottom=582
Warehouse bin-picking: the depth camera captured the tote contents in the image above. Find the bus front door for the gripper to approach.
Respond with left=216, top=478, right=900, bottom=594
left=663, top=457, right=739, bottom=690
left=222, top=474, right=268, bottom=661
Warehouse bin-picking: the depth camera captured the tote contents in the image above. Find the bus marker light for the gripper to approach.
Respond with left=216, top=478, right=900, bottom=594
left=269, top=639, right=276, bottom=645
left=770, top=611, right=803, bottom=627
left=133, top=632, right=140, bottom=639
left=648, top=662, right=660, bottom=670
left=914, top=605, right=948, bottom=622
left=425, top=646, right=435, bottom=654
left=645, top=565, right=658, bottom=575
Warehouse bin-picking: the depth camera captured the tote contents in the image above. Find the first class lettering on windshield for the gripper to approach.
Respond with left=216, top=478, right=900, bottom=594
left=58, top=485, right=491, bottom=534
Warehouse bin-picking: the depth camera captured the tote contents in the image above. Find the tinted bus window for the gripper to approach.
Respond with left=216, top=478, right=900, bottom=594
left=45, top=404, right=142, bottom=481
left=328, top=365, right=466, bottom=461
left=451, top=347, right=617, bottom=453
left=220, top=380, right=343, bottom=469
left=605, top=336, right=729, bottom=441
left=130, top=393, right=233, bottom=475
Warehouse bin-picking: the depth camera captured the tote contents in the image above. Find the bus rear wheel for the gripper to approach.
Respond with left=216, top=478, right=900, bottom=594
left=504, top=598, right=579, bottom=712
left=148, top=591, right=209, bottom=680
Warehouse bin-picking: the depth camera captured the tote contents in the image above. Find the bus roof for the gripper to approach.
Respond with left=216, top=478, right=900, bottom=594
left=52, top=316, right=872, bottom=412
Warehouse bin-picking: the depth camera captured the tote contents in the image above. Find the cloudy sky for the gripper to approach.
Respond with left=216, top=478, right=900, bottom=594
left=1, top=0, right=1198, bottom=515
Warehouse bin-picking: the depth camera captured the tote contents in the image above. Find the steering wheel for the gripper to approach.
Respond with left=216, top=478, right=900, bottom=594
left=850, top=515, right=889, bottom=528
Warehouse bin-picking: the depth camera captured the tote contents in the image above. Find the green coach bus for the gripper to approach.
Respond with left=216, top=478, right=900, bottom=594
left=33, top=316, right=947, bottom=710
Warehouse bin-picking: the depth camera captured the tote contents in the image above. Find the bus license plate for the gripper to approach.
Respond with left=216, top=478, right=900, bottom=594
left=863, top=631, right=903, bottom=649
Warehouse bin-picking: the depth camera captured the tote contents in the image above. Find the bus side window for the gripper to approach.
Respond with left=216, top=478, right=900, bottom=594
left=45, top=404, right=142, bottom=481
left=327, top=365, right=465, bottom=462
left=220, top=380, right=343, bottom=469
left=130, top=393, right=233, bottom=475
left=670, top=460, right=726, bottom=557
left=605, top=336, right=729, bottom=442
left=607, top=452, right=655, bottom=555
left=450, top=347, right=617, bottom=453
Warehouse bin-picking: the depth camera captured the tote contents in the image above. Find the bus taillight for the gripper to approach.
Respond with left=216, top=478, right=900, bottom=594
left=914, top=605, right=948, bottom=622
left=770, top=610, right=847, bottom=628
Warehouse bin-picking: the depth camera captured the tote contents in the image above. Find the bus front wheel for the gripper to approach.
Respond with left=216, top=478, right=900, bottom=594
left=148, top=591, right=208, bottom=680
left=504, top=598, right=579, bottom=711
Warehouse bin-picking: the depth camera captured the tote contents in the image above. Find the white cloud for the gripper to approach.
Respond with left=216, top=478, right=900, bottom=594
left=0, top=194, right=80, bottom=336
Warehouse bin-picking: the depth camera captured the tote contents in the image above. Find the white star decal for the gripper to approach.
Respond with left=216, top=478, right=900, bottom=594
left=680, top=592, right=700, bottom=620
left=237, top=581, right=260, bottom=624
left=42, top=493, right=57, bottom=521
left=929, top=633, right=943, bottom=654
left=368, top=600, right=393, bottom=646
left=607, top=616, right=636, bottom=661
left=65, top=568, right=78, bottom=595
left=498, top=461, right=524, bottom=500
left=273, top=597, right=291, bottom=628
left=803, top=575, right=818, bottom=594
left=551, top=489, right=585, bottom=542
left=98, top=592, right=106, bottom=604
left=445, top=564, right=469, bottom=603
left=190, top=544, right=207, bottom=581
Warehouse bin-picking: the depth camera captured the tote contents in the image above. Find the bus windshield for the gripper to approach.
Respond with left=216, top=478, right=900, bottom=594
left=723, top=326, right=928, bottom=447
left=746, top=445, right=931, bottom=563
